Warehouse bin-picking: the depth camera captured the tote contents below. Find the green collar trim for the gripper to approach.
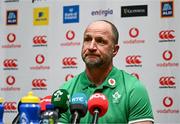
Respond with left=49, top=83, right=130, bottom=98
left=81, top=66, right=119, bottom=90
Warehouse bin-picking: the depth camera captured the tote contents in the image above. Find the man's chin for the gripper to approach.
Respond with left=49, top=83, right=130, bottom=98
left=86, top=64, right=100, bottom=68
left=85, top=61, right=102, bottom=68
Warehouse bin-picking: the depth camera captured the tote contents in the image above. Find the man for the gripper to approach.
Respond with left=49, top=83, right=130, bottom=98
left=59, top=20, right=154, bottom=124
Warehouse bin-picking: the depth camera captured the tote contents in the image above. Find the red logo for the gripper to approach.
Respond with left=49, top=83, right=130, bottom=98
left=129, top=27, right=139, bottom=38
left=131, top=73, right=140, bottom=79
left=163, top=96, right=173, bottom=107
left=65, top=74, right=74, bottom=81
left=7, top=33, right=16, bottom=43
left=32, top=79, right=47, bottom=88
left=3, top=102, right=17, bottom=111
left=6, top=75, right=16, bottom=85
left=62, top=57, right=77, bottom=66
left=3, top=59, right=18, bottom=68
left=126, top=55, right=141, bottom=64
left=159, top=30, right=175, bottom=40
left=35, top=54, right=45, bottom=64
left=162, top=50, right=173, bottom=61
left=66, top=30, right=75, bottom=40
left=33, top=35, right=47, bottom=44
left=40, top=95, right=52, bottom=111
left=159, top=76, right=175, bottom=86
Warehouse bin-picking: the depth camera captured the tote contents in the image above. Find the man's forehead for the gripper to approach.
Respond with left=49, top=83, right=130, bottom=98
left=84, top=29, right=110, bottom=35
left=86, top=21, right=111, bottom=31
left=84, top=21, right=112, bottom=35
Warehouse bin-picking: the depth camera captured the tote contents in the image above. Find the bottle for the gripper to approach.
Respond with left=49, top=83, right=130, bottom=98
left=19, top=91, right=41, bottom=124
left=0, top=97, right=4, bottom=124
left=40, top=104, right=59, bottom=124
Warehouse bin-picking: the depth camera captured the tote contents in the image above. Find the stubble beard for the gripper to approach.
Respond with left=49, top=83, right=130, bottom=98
left=82, top=55, right=103, bottom=68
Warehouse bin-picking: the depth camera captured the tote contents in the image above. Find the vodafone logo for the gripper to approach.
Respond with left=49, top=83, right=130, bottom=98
left=159, top=30, right=175, bottom=40
left=3, top=102, right=17, bottom=111
left=162, top=50, right=173, bottom=61
left=131, top=73, right=140, bottom=79
left=123, top=27, right=144, bottom=44
left=126, top=55, right=141, bottom=64
left=32, top=79, right=47, bottom=88
left=157, top=96, right=179, bottom=114
left=60, top=30, right=80, bottom=46
left=3, top=59, right=18, bottom=68
left=156, top=50, right=179, bottom=67
left=1, top=76, right=20, bottom=91
left=62, top=57, right=77, bottom=66
left=35, top=54, right=45, bottom=64
left=30, top=54, right=50, bottom=70
left=6, top=75, right=16, bottom=85
left=163, top=96, right=173, bottom=108
left=2, top=33, right=21, bottom=48
left=33, top=35, right=47, bottom=44
left=65, top=74, right=74, bottom=81
left=129, top=27, right=139, bottom=38
left=108, top=78, right=116, bottom=86
left=7, top=33, right=16, bottom=43
left=66, top=30, right=75, bottom=40
left=159, top=76, right=175, bottom=86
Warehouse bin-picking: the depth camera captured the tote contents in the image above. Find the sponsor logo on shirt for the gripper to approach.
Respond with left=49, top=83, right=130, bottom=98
left=108, top=78, right=116, bottom=86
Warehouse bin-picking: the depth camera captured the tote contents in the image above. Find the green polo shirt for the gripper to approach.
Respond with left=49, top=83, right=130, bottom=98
left=59, top=66, right=154, bottom=124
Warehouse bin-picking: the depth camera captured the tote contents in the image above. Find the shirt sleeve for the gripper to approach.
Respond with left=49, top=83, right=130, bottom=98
left=128, top=81, right=154, bottom=123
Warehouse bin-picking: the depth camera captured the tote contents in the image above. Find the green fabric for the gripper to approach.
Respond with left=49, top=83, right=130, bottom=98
left=59, top=66, right=154, bottom=124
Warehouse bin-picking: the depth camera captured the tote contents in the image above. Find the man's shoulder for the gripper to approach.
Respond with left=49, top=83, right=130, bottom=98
left=113, top=66, right=138, bottom=81
left=113, top=67, right=145, bottom=90
left=60, top=71, right=85, bottom=89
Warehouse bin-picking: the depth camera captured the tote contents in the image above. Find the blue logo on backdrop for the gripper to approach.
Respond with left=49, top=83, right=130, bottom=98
left=63, top=5, right=79, bottom=24
left=161, top=1, right=173, bottom=18
left=38, top=12, right=44, bottom=17
left=6, top=10, right=18, bottom=25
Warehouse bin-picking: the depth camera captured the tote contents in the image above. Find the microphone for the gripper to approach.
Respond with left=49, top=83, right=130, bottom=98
left=70, top=93, right=88, bottom=124
left=12, top=101, right=21, bottom=124
left=51, top=89, right=70, bottom=117
left=40, top=95, right=52, bottom=112
left=88, top=93, right=108, bottom=124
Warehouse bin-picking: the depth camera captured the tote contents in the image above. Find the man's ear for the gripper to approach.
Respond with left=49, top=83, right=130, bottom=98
left=112, top=44, right=119, bottom=57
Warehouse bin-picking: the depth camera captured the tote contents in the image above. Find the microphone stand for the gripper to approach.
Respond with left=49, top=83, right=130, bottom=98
left=91, top=108, right=99, bottom=124
left=12, top=113, right=20, bottom=124
left=71, top=111, right=80, bottom=124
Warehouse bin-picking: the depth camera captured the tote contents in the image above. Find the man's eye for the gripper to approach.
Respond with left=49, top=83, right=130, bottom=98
left=96, top=38, right=105, bottom=44
left=84, top=37, right=92, bottom=42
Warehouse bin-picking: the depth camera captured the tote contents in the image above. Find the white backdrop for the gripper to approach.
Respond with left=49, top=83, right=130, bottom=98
left=0, top=0, right=179, bottom=123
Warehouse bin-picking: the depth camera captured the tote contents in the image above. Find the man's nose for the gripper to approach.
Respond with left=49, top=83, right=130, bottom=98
left=89, top=40, right=97, bottom=50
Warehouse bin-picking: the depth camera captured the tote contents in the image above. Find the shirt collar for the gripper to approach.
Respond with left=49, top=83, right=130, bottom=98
left=81, top=66, right=118, bottom=90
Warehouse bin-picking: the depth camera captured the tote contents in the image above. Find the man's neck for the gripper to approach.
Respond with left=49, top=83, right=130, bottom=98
left=86, top=64, right=113, bottom=86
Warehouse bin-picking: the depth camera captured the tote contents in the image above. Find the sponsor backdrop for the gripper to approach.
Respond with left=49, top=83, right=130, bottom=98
left=0, top=0, right=179, bottom=123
